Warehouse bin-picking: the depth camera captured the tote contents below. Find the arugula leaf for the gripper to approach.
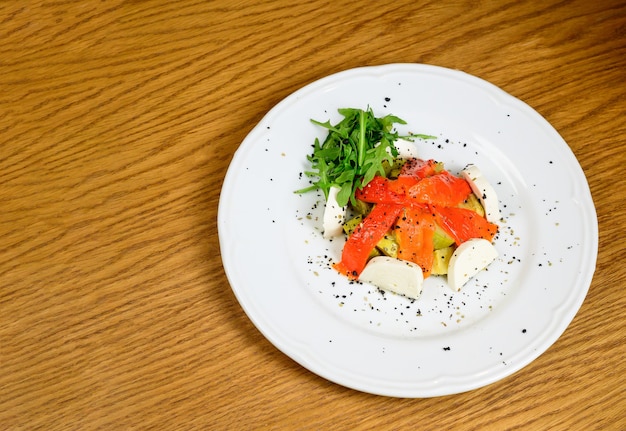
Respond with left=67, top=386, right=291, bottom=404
left=296, top=107, right=432, bottom=207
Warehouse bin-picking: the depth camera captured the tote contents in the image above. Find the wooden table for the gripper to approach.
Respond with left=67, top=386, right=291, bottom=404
left=1, top=1, right=624, bottom=429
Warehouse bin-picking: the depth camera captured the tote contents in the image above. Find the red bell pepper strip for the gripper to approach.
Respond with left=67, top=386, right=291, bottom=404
left=407, top=171, right=472, bottom=207
left=355, top=176, right=407, bottom=205
left=388, top=175, right=418, bottom=195
left=394, top=206, right=436, bottom=277
left=431, top=205, right=498, bottom=244
left=388, top=159, right=440, bottom=194
left=357, top=170, right=472, bottom=208
left=355, top=159, right=443, bottom=205
left=334, top=203, right=403, bottom=278
left=399, top=158, right=440, bottom=179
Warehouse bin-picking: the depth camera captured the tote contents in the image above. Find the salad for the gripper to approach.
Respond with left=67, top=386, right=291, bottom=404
left=297, top=107, right=501, bottom=299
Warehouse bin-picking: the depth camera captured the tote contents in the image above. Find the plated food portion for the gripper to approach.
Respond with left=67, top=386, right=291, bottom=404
left=218, top=64, right=597, bottom=397
left=297, top=107, right=502, bottom=298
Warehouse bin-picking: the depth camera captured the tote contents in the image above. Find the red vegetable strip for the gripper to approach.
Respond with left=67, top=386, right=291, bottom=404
left=356, top=159, right=442, bottom=205
left=431, top=205, right=498, bottom=245
left=399, top=158, right=440, bottom=179
left=407, top=171, right=472, bottom=207
left=394, top=206, right=436, bottom=277
left=357, top=171, right=472, bottom=208
left=386, top=159, right=438, bottom=194
left=355, top=176, right=406, bottom=205
left=387, top=176, right=418, bottom=195
left=334, top=203, right=403, bottom=278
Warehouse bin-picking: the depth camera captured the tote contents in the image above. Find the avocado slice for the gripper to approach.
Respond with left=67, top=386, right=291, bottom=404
left=431, top=246, right=455, bottom=275
left=350, top=198, right=371, bottom=216
left=433, top=223, right=455, bottom=250
left=458, top=192, right=485, bottom=217
left=376, top=234, right=399, bottom=258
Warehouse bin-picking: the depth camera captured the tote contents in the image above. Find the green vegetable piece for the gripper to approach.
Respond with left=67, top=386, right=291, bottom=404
left=350, top=198, right=372, bottom=215
left=433, top=223, right=455, bottom=250
left=343, top=215, right=363, bottom=235
left=458, top=192, right=486, bottom=217
left=385, top=158, right=406, bottom=178
left=376, top=234, right=398, bottom=258
left=431, top=246, right=455, bottom=275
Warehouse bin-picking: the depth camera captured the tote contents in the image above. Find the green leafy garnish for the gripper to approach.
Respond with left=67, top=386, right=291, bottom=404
left=296, top=107, right=434, bottom=207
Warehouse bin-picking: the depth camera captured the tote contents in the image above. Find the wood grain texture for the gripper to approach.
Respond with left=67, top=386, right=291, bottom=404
left=0, top=0, right=624, bottom=430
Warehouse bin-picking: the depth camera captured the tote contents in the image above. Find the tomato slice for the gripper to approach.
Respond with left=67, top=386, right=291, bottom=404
left=334, top=203, right=403, bottom=278
left=394, top=206, right=435, bottom=277
left=431, top=205, right=498, bottom=244
left=407, top=171, right=472, bottom=207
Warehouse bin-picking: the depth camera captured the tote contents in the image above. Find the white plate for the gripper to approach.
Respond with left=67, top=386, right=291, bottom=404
left=218, top=64, right=598, bottom=397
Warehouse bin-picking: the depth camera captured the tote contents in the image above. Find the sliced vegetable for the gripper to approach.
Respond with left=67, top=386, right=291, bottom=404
left=399, top=158, right=443, bottom=179
left=376, top=234, right=399, bottom=258
left=432, top=223, right=455, bottom=250
left=334, top=203, right=403, bottom=278
left=431, top=246, right=455, bottom=275
left=407, top=170, right=472, bottom=207
left=389, top=158, right=442, bottom=195
left=355, top=166, right=472, bottom=208
left=343, top=215, right=398, bottom=258
left=342, top=215, right=363, bottom=235
left=355, top=176, right=407, bottom=205
left=457, top=192, right=485, bottom=217
left=394, top=206, right=436, bottom=277
left=431, top=205, right=498, bottom=245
